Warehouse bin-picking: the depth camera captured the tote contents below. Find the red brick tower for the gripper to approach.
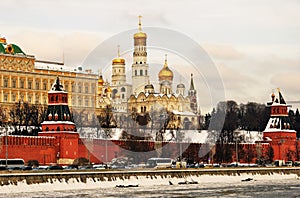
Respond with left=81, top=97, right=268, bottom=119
left=39, top=77, right=79, bottom=164
left=263, top=89, right=297, bottom=162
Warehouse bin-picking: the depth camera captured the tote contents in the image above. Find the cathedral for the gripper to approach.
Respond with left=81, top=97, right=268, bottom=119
left=97, top=16, right=200, bottom=130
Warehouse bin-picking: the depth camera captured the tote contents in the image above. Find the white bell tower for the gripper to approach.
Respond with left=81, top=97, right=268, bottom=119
left=132, top=16, right=149, bottom=94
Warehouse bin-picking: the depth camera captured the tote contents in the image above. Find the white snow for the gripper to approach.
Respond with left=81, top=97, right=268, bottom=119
left=0, top=172, right=298, bottom=194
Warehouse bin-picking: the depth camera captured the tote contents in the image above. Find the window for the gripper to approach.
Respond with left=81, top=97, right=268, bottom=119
left=36, top=81, right=40, bottom=90
left=12, top=93, right=16, bottom=102
left=4, top=93, right=8, bottom=102
left=91, top=85, right=95, bottom=94
left=122, top=94, right=124, bottom=99
left=85, top=85, right=89, bottom=93
left=121, top=87, right=125, bottom=92
left=28, top=81, right=32, bottom=89
left=65, top=83, right=69, bottom=92
left=35, top=95, right=40, bottom=104
left=78, top=97, right=82, bottom=106
left=71, top=83, right=75, bottom=92
left=145, top=70, right=147, bottom=76
left=4, top=78, right=8, bottom=87
left=43, top=82, right=47, bottom=90
left=43, top=95, right=47, bottom=104
left=91, top=98, right=94, bottom=107
left=12, top=79, right=16, bottom=88
left=85, top=98, right=89, bottom=107
left=28, top=95, right=32, bottom=103
left=135, top=70, right=137, bottom=76
left=140, top=69, right=143, bottom=76
left=20, top=79, right=24, bottom=88
left=78, top=85, right=82, bottom=93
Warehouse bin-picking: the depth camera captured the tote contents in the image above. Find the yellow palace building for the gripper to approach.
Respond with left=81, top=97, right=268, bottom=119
left=0, top=37, right=98, bottom=123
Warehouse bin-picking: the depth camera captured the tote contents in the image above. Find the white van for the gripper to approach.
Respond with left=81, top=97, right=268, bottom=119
left=93, top=164, right=106, bottom=170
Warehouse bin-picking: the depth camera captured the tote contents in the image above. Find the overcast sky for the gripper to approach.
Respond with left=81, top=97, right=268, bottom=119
left=1, top=0, right=300, bottom=113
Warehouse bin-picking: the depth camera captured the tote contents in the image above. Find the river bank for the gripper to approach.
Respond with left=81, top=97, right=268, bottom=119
left=0, top=167, right=300, bottom=194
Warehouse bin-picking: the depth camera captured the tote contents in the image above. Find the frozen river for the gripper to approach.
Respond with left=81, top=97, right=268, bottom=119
left=1, top=173, right=300, bottom=197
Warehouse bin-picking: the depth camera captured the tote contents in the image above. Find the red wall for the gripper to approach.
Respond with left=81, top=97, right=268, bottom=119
left=0, top=136, right=56, bottom=165
left=1, top=134, right=299, bottom=165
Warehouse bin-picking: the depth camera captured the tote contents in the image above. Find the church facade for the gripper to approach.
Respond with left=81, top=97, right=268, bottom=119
left=96, top=16, right=200, bottom=130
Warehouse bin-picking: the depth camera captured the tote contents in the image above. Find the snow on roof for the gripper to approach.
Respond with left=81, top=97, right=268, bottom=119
left=172, top=110, right=195, bottom=116
left=34, top=60, right=91, bottom=74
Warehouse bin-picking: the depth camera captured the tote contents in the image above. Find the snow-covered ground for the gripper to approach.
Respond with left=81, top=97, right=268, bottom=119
left=0, top=172, right=298, bottom=194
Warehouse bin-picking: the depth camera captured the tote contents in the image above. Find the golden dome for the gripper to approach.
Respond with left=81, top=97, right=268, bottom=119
left=134, top=32, right=147, bottom=39
left=112, top=58, right=125, bottom=64
left=158, top=54, right=173, bottom=81
left=112, top=45, right=125, bottom=64
left=105, top=87, right=112, bottom=93
left=98, top=75, right=104, bottom=86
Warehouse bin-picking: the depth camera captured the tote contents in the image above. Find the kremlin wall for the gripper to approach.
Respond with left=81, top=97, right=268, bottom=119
left=0, top=78, right=299, bottom=165
left=1, top=16, right=300, bottom=166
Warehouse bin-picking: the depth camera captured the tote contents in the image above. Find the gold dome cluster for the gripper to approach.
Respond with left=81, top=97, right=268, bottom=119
left=158, top=54, right=173, bottom=81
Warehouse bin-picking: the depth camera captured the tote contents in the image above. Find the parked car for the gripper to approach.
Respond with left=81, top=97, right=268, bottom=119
left=294, top=161, right=300, bottom=166
left=93, top=164, right=106, bottom=170
left=64, top=165, right=78, bottom=170
left=22, top=166, right=33, bottom=171
left=47, top=165, right=63, bottom=170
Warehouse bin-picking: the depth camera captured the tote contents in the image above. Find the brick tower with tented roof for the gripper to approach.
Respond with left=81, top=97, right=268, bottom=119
left=263, top=89, right=297, bottom=162
left=39, top=77, right=79, bottom=164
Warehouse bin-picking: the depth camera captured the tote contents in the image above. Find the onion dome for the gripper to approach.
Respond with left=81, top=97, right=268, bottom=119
left=98, top=74, right=104, bottom=86
left=105, top=86, right=112, bottom=93
left=112, top=45, right=125, bottom=64
left=271, top=91, right=275, bottom=102
left=158, top=54, right=173, bottom=81
left=145, top=81, right=155, bottom=94
left=177, top=83, right=185, bottom=89
left=134, top=16, right=147, bottom=39
left=145, top=84, right=154, bottom=89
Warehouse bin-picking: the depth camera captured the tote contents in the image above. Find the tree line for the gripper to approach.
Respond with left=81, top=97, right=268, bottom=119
left=0, top=101, right=46, bottom=136
left=2, top=100, right=300, bottom=140
left=203, top=100, right=300, bottom=143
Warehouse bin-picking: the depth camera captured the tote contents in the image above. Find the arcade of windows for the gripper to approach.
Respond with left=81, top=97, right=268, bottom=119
left=134, top=69, right=148, bottom=76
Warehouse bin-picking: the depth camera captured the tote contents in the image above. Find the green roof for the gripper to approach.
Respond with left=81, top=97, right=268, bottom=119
left=11, top=44, right=25, bottom=55
left=0, top=43, right=5, bottom=54
left=0, top=42, right=26, bottom=55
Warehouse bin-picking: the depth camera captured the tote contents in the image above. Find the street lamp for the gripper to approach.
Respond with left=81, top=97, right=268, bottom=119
left=5, top=118, right=11, bottom=169
left=234, top=132, right=239, bottom=167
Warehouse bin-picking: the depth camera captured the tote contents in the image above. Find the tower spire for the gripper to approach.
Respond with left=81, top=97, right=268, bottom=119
left=189, top=73, right=195, bottom=90
left=117, top=45, right=120, bottom=57
left=164, top=54, right=168, bottom=67
left=138, top=15, right=142, bottom=31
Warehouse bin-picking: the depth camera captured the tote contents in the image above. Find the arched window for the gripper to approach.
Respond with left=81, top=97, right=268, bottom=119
left=57, top=127, right=60, bottom=131
left=121, top=87, right=126, bottom=92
